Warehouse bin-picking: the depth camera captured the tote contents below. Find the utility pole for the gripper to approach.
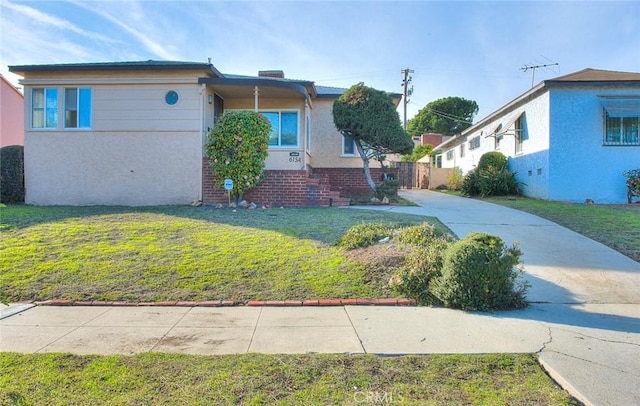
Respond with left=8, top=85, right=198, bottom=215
left=401, top=68, right=414, bottom=130
left=520, top=62, right=559, bottom=88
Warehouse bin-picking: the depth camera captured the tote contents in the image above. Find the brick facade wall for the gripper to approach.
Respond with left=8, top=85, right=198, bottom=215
left=312, top=167, right=398, bottom=198
left=202, top=159, right=398, bottom=207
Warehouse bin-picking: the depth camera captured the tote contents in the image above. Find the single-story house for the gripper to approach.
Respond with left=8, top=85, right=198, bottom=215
left=8, top=60, right=401, bottom=206
left=432, top=68, right=640, bottom=203
left=0, top=74, right=24, bottom=147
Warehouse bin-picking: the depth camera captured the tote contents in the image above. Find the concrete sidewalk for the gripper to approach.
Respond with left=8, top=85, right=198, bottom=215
left=2, top=190, right=639, bottom=405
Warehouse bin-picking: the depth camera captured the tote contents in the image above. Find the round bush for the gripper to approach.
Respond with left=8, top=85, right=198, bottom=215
left=477, top=151, right=507, bottom=171
left=389, top=238, right=450, bottom=304
left=0, top=145, right=25, bottom=203
left=431, top=232, right=528, bottom=311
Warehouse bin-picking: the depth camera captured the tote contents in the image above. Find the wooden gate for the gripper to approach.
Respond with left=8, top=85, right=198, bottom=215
left=396, top=162, right=430, bottom=189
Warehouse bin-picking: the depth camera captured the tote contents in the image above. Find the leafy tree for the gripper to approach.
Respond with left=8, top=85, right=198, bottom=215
left=407, top=96, right=479, bottom=136
left=401, top=143, right=433, bottom=162
left=205, top=111, right=271, bottom=202
left=333, top=83, right=414, bottom=192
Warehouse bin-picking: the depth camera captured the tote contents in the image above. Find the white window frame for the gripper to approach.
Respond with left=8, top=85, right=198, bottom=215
left=342, top=135, right=357, bottom=156
left=469, top=136, right=480, bottom=150
left=446, top=150, right=454, bottom=160
left=261, top=109, right=300, bottom=148
left=31, top=87, right=58, bottom=129
left=64, top=87, right=92, bottom=129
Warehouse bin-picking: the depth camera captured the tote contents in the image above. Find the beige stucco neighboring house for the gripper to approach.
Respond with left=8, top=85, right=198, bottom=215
left=9, top=61, right=402, bottom=206
left=0, top=74, right=24, bottom=147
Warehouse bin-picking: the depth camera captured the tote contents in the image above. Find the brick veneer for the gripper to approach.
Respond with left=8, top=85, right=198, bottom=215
left=202, top=159, right=397, bottom=207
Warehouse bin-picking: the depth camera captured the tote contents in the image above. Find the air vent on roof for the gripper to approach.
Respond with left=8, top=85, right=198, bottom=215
left=259, top=70, right=284, bottom=78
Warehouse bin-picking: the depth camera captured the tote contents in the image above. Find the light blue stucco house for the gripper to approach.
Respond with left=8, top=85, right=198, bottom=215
left=433, top=68, right=640, bottom=203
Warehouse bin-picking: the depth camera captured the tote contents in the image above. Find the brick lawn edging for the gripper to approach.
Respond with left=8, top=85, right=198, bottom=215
left=23, top=298, right=416, bottom=307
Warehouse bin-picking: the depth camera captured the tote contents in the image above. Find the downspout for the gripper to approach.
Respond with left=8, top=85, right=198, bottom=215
left=198, top=83, right=206, bottom=202
left=254, top=86, right=259, bottom=111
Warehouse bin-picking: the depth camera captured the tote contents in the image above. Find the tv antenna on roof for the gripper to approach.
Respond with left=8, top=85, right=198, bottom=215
left=521, top=62, right=559, bottom=88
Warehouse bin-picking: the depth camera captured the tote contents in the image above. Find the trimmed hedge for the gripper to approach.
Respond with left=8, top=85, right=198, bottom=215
left=0, top=145, right=25, bottom=203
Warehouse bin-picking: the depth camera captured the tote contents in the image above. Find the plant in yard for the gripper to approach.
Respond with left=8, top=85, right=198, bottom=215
left=430, top=232, right=528, bottom=311
left=338, top=222, right=395, bottom=249
left=0, top=145, right=24, bottom=204
left=389, top=237, right=450, bottom=304
left=623, top=168, right=640, bottom=203
left=395, top=222, right=454, bottom=247
left=447, top=167, right=464, bottom=190
left=461, top=152, right=522, bottom=197
left=375, top=179, right=400, bottom=200
left=205, top=110, right=271, bottom=203
left=333, top=82, right=413, bottom=193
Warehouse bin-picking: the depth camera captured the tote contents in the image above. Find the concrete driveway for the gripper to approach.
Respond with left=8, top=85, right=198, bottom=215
left=350, top=190, right=640, bottom=405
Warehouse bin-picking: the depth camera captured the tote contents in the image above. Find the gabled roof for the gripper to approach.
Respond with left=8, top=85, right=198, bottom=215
left=432, top=67, right=640, bottom=153
left=547, top=68, right=640, bottom=83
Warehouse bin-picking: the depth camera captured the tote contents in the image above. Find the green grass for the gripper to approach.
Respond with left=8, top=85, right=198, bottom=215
left=485, top=197, right=640, bottom=262
left=0, top=205, right=449, bottom=303
left=0, top=352, right=576, bottom=405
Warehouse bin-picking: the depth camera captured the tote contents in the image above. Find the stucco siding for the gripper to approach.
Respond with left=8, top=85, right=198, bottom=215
left=25, top=132, right=202, bottom=205
left=309, top=100, right=379, bottom=169
left=548, top=87, right=640, bottom=203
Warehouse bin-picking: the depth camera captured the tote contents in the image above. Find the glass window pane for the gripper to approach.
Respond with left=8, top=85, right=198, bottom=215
left=622, top=116, right=639, bottom=144
left=280, top=112, right=298, bottom=146
left=606, top=114, right=621, bottom=144
left=45, top=88, right=58, bottom=128
left=79, top=88, right=92, bottom=128
left=263, top=112, right=279, bottom=145
left=32, top=89, right=44, bottom=108
left=343, top=136, right=355, bottom=155
left=32, top=110, right=44, bottom=128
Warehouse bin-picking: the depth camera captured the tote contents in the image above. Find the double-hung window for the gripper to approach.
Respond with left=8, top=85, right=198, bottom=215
left=343, top=135, right=356, bottom=156
left=262, top=111, right=299, bottom=147
left=602, top=98, right=640, bottom=146
left=32, top=88, right=58, bottom=129
left=469, top=136, right=480, bottom=150
left=64, top=88, right=92, bottom=128
left=515, top=114, right=525, bottom=153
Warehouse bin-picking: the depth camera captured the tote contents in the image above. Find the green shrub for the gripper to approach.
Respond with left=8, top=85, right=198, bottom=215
left=389, top=238, right=450, bottom=304
left=477, top=151, right=507, bottom=171
left=476, top=166, right=522, bottom=197
left=396, top=223, right=454, bottom=247
left=430, top=232, right=528, bottom=311
left=461, top=170, right=480, bottom=196
left=0, top=145, right=25, bottom=204
left=339, top=222, right=394, bottom=249
left=376, top=179, right=399, bottom=199
left=461, top=152, right=522, bottom=197
left=447, top=167, right=463, bottom=190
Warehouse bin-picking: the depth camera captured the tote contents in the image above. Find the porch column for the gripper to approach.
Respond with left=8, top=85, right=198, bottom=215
left=254, top=86, right=259, bottom=112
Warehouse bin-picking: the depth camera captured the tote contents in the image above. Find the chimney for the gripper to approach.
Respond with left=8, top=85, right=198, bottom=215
left=258, top=70, right=285, bottom=79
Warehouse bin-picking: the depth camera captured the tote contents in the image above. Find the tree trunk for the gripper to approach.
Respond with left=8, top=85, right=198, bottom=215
left=356, top=141, right=377, bottom=192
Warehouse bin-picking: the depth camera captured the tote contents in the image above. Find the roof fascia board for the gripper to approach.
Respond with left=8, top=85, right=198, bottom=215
left=9, top=62, right=222, bottom=77
left=199, top=77, right=311, bottom=102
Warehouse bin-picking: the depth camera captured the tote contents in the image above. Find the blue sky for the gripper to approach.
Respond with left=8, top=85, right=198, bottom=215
left=2, top=0, right=639, bottom=122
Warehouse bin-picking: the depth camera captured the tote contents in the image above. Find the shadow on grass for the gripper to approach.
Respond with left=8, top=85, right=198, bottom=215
left=0, top=204, right=448, bottom=245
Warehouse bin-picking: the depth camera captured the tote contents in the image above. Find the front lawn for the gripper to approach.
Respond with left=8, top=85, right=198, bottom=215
left=0, top=352, right=575, bottom=405
left=0, top=205, right=447, bottom=303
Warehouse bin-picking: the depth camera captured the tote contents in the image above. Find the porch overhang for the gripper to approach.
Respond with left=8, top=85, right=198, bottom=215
left=198, top=77, right=313, bottom=104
